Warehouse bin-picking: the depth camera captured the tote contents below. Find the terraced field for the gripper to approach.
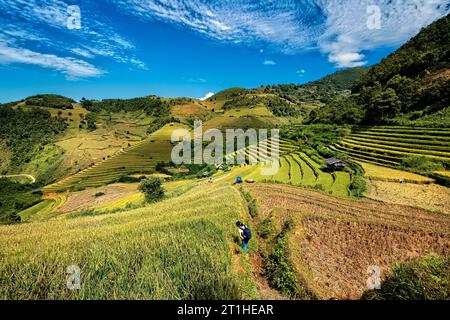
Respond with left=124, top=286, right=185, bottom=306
left=43, top=124, right=188, bottom=193
left=225, top=140, right=352, bottom=197
left=331, top=126, right=450, bottom=167
left=19, top=194, right=67, bottom=222
left=247, top=184, right=450, bottom=299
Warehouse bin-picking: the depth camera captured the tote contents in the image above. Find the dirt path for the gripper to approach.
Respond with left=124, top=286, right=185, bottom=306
left=0, top=174, right=36, bottom=183
left=249, top=248, right=286, bottom=300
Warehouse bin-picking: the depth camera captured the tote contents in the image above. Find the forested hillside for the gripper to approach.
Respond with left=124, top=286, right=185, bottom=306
left=263, top=67, right=368, bottom=102
left=310, top=14, right=450, bottom=126
left=24, top=94, right=75, bottom=109
left=0, top=106, right=67, bottom=175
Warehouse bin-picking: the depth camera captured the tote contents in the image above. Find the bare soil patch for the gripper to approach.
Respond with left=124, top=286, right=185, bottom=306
left=246, top=184, right=450, bottom=299
left=58, top=183, right=138, bottom=213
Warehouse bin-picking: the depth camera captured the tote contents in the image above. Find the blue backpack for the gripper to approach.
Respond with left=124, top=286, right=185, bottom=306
left=242, top=226, right=252, bottom=241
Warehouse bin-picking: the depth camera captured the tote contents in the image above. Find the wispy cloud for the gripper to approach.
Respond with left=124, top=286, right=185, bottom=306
left=0, top=0, right=448, bottom=77
left=0, top=0, right=145, bottom=77
left=263, top=60, right=276, bottom=65
left=0, top=42, right=103, bottom=79
left=114, top=0, right=450, bottom=68
left=113, top=0, right=325, bottom=52
left=70, top=48, right=94, bottom=59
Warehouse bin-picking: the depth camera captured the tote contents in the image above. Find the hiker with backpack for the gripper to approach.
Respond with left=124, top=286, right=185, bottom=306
left=236, top=221, right=252, bottom=252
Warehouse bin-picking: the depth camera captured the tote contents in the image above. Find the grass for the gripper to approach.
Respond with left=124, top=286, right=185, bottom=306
left=265, top=220, right=299, bottom=296
left=0, top=183, right=254, bottom=299
left=363, top=254, right=449, bottom=300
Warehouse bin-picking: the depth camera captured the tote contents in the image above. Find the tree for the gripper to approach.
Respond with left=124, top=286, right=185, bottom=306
left=365, top=88, right=401, bottom=123
left=138, top=177, right=165, bottom=202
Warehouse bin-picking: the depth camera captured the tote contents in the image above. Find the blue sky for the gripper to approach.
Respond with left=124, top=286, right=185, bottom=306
left=0, top=0, right=449, bottom=103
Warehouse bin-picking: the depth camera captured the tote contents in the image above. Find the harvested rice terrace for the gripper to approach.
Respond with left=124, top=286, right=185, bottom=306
left=42, top=124, right=187, bottom=193
left=332, top=127, right=450, bottom=167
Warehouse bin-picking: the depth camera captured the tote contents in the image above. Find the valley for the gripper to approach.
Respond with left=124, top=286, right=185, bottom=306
left=0, top=13, right=449, bottom=301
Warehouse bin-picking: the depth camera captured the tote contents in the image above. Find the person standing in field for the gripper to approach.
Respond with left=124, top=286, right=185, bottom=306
left=236, top=221, right=252, bottom=252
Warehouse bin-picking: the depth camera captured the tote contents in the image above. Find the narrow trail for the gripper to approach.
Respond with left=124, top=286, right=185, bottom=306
left=234, top=184, right=288, bottom=300
left=249, top=248, right=286, bottom=300
left=0, top=174, right=36, bottom=183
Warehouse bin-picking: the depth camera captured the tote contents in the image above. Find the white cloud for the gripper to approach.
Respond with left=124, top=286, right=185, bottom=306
left=296, top=69, right=306, bottom=74
left=263, top=60, right=276, bottom=65
left=0, top=41, right=103, bottom=79
left=317, top=0, right=450, bottom=67
left=199, top=92, right=214, bottom=100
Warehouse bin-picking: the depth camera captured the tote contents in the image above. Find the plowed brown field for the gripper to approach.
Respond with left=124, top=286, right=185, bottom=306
left=246, top=184, right=450, bottom=299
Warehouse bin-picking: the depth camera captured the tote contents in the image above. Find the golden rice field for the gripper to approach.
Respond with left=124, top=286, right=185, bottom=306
left=435, top=171, right=450, bottom=178
left=19, top=179, right=201, bottom=221
left=0, top=184, right=256, bottom=299
left=357, top=161, right=433, bottom=183
left=19, top=194, right=67, bottom=222
left=366, top=180, right=450, bottom=214
left=171, top=104, right=206, bottom=122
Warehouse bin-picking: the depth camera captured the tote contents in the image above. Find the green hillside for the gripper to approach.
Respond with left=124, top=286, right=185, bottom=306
left=0, top=106, right=67, bottom=180
left=310, top=13, right=450, bottom=126
left=262, top=67, right=368, bottom=102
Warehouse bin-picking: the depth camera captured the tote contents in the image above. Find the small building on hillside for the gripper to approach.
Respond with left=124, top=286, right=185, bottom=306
left=324, top=157, right=346, bottom=171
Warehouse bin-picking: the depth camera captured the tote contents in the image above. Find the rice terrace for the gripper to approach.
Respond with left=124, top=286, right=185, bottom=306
left=0, top=1, right=449, bottom=305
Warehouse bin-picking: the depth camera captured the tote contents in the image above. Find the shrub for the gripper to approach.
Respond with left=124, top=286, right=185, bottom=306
left=117, top=175, right=142, bottom=183
left=138, top=177, right=165, bottom=202
left=258, top=213, right=275, bottom=239
left=94, top=192, right=105, bottom=198
left=363, top=254, right=449, bottom=300
left=349, top=175, right=367, bottom=197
